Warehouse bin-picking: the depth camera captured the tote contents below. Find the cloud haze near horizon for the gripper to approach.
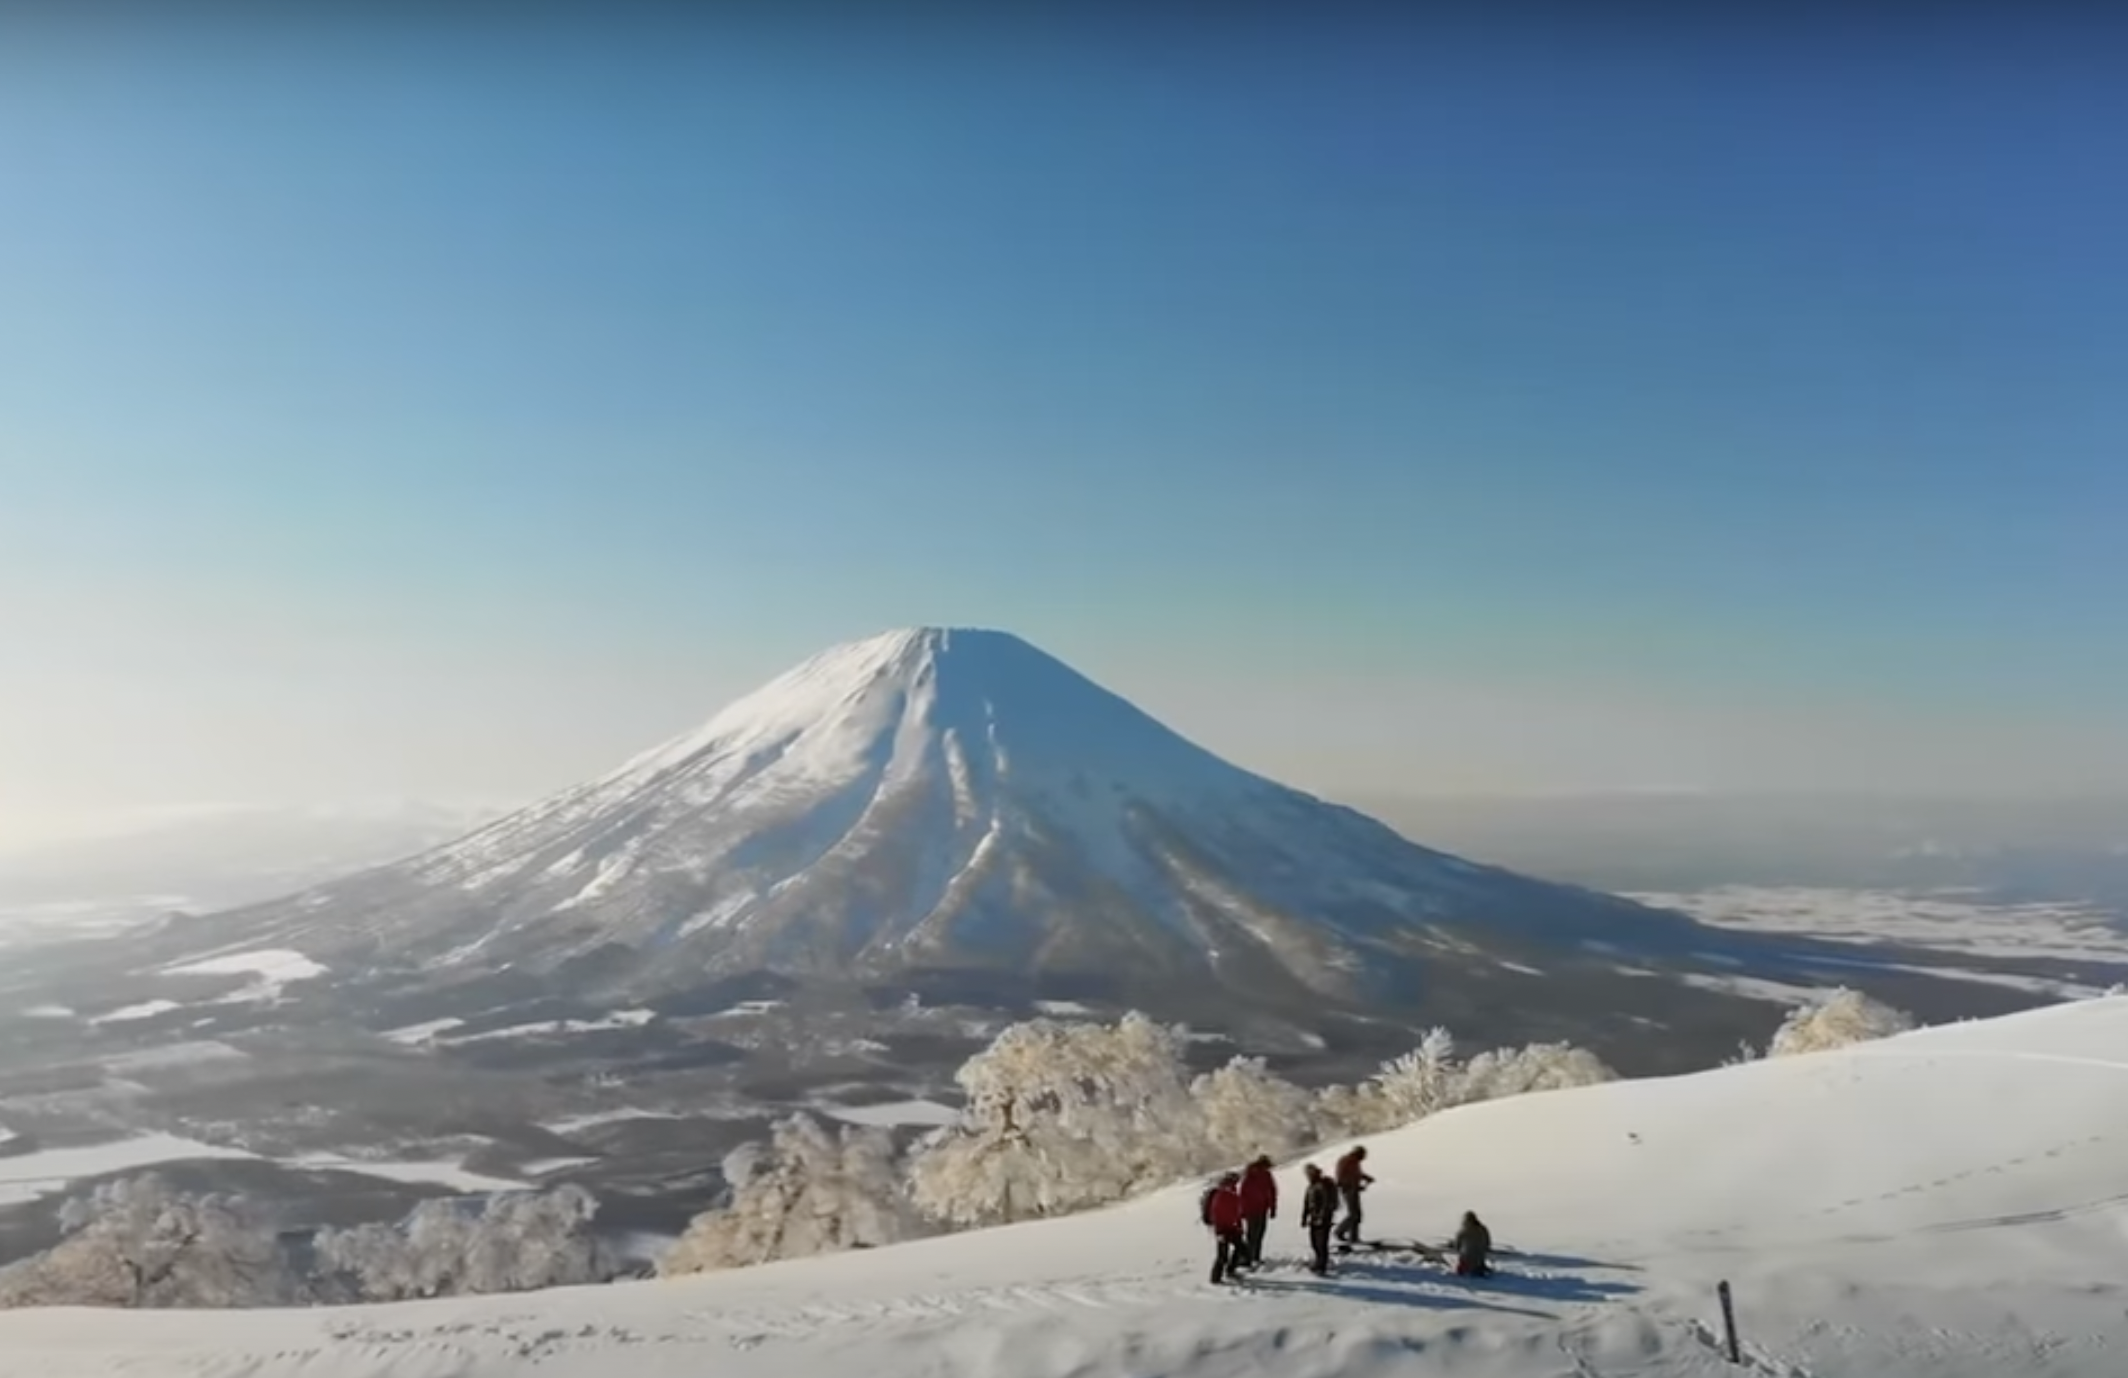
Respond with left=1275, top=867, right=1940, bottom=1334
left=4, top=606, right=2122, bottom=855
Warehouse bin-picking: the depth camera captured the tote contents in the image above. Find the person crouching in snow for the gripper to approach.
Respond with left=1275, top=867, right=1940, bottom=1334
left=1299, top=1163, right=1339, bottom=1275
left=1206, top=1172, right=1248, bottom=1283
left=1238, top=1154, right=1277, bottom=1266
left=1451, top=1210, right=1493, bottom=1277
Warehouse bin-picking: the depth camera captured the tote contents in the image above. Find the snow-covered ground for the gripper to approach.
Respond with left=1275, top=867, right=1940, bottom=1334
left=539, top=1107, right=688, bottom=1135
left=434, top=1010, right=658, bottom=1045
left=0, top=1134, right=261, bottom=1208
left=160, top=949, right=328, bottom=983
left=8, top=996, right=2128, bottom=1375
left=279, top=1154, right=528, bottom=1193
left=84, top=1001, right=183, bottom=1026
left=379, top=1017, right=465, bottom=1046
left=818, top=1100, right=961, bottom=1129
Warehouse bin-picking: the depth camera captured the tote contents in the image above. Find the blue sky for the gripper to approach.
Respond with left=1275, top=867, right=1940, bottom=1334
left=2, top=12, right=2124, bottom=830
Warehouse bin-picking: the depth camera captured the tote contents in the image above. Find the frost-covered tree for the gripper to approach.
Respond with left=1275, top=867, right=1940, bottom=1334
left=660, top=1113, right=917, bottom=1275
left=1764, top=987, right=1915, bottom=1057
left=1455, top=1040, right=1618, bottom=1101
left=1313, top=1079, right=1395, bottom=1138
left=0, top=1175, right=300, bottom=1309
left=1314, top=1027, right=1458, bottom=1138
left=1190, top=1055, right=1314, bottom=1163
left=1722, top=1038, right=1764, bottom=1067
left=314, top=1184, right=616, bottom=1301
left=908, top=1012, right=1207, bottom=1227
left=1317, top=1029, right=1615, bottom=1137
left=1371, top=1026, right=1464, bottom=1122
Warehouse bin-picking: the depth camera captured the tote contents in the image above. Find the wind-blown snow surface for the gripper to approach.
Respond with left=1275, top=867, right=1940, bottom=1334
left=12, top=999, right=2128, bottom=1377
left=166, top=627, right=1751, bottom=1010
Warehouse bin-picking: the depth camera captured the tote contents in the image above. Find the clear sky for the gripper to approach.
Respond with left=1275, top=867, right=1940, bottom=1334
left=3, top=10, right=2125, bottom=843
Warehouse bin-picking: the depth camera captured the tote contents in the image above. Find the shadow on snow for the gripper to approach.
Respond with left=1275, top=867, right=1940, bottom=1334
left=1243, top=1252, right=1642, bottom=1321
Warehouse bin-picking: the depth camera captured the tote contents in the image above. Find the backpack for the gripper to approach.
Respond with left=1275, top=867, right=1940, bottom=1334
left=1199, top=1184, right=1217, bottom=1225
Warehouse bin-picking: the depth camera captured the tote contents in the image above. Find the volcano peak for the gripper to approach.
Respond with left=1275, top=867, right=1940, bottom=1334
left=169, top=626, right=1717, bottom=1020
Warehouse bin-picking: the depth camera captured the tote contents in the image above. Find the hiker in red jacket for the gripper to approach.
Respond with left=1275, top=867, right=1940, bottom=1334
left=1333, top=1145, right=1373, bottom=1244
left=1237, top=1154, right=1278, bottom=1267
left=1205, top=1172, right=1247, bottom=1284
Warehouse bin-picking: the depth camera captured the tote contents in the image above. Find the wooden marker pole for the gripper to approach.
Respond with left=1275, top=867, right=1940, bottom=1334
left=1716, top=1279, right=1741, bottom=1363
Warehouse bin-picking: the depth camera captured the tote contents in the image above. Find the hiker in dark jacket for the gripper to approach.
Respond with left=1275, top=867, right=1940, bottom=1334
left=1206, top=1172, right=1247, bottom=1284
left=1332, top=1146, right=1373, bottom=1243
left=1237, top=1155, right=1278, bottom=1267
left=1298, top=1163, right=1339, bottom=1275
left=1451, top=1210, right=1493, bottom=1277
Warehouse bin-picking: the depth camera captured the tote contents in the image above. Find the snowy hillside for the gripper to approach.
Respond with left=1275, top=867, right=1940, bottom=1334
left=124, top=627, right=1856, bottom=1025
left=8, top=997, right=2128, bottom=1377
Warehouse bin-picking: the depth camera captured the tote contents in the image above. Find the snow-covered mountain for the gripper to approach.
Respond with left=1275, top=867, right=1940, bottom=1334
left=8, top=996, right=2127, bottom=1376
left=145, top=627, right=1812, bottom=1024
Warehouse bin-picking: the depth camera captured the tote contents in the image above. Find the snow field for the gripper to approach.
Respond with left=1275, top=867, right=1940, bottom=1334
left=6, top=996, right=2128, bottom=1375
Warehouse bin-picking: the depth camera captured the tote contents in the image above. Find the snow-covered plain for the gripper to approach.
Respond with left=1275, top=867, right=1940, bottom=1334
left=433, top=1010, right=658, bottom=1044
left=8, top=997, right=2128, bottom=1376
left=84, top=1001, right=182, bottom=1026
left=1633, top=884, right=2128, bottom=963
left=161, top=949, right=327, bottom=983
left=818, top=1099, right=961, bottom=1128
left=281, top=1154, right=527, bottom=1194
left=0, top=1135, right=260, bottom=1208
left=379, top=1017, right=465, bottom=1045
left=0, top=1134, right=531, bottom=1207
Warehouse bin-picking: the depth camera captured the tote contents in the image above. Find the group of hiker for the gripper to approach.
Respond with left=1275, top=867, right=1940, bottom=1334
left=1199, top=1144, right=1492, bottom=1285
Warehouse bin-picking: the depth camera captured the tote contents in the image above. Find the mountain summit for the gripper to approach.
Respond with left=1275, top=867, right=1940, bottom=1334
left=149, top=627, right=1813, bottom=1041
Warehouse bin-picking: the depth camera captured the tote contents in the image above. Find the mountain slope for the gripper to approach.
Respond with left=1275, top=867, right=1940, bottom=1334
left=150, top=628, right=1798, bottom=1018
left=8, top=998, right=2128, bottom=1376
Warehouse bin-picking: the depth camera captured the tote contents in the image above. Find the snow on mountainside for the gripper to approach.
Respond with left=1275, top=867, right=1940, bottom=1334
left=10, top=996, right=2128, bottom=1377
left=145, top=628, right=1811, bottom=1020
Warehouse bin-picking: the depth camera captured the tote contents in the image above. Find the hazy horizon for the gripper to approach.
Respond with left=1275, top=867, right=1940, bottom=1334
left=5, top=13, right=2125, bottom=849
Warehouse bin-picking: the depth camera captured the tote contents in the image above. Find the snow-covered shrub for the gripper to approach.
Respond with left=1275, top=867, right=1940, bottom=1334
left=908, top=1012, right=1208, bottom=1227
left=1313, top=1079, right=1398, bottom=1138
left=660, top=1113, right=917, bottom=1275
left=314, top=1184, right=616, bottom=1301
left=1764, top=987, right=1915, bottom=1057
left=1190, top=1055, right=1314, bottom=1163
left=1455, top=1040, right=1617, bottom=1102
left=1317, top=1028, right=1615, bottom=1137
left=0, top=1175, right=301, bottom=1309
